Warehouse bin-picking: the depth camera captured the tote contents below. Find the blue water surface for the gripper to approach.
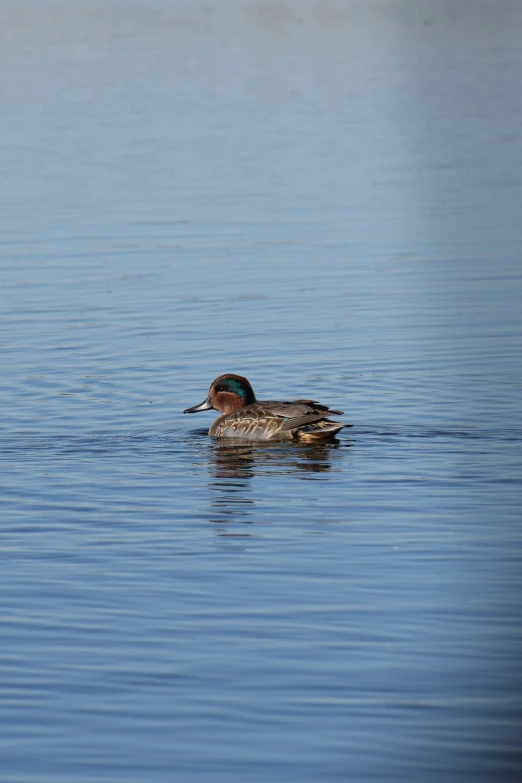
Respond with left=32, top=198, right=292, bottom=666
left=1, top=1, right=522, bottom=781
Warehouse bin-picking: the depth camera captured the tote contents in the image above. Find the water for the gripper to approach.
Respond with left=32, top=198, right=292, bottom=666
left=1, top=0, right=522, bottom=780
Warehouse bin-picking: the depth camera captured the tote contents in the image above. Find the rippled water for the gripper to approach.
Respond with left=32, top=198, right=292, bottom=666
left=1, top=1, right=522, bottom=781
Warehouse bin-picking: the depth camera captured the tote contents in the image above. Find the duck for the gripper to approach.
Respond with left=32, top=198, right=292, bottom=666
left=183, top=373, right=350, bottom=441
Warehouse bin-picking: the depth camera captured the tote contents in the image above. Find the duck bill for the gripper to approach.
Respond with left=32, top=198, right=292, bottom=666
left=183, top=396, right=214, bottom=414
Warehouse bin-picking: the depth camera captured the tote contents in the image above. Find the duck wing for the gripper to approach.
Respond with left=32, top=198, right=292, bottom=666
left=260, top=400, right=345, bottom=433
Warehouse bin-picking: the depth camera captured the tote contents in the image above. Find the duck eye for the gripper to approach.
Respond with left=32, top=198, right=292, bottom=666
left=216, top=385, right=225, bottom=392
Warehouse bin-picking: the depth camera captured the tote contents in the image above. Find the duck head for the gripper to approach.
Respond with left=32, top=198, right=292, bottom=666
left=184, top=374, right=256, bottom=416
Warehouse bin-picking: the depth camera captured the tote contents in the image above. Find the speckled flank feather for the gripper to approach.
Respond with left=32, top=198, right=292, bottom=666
left=184, top=374, right=351, bottom=441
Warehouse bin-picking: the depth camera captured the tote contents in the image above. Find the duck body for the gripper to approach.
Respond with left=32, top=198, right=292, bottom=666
left=184, top=374, right=350, bottom=441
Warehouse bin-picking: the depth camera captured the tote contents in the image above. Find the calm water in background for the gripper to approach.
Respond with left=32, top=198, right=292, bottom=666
left=1, top=0, right=522, bottom=780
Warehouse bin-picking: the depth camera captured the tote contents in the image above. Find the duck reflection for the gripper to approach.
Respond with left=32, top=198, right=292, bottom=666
left=204, top=438, right=349, bottom=530
left=211, top=440, right=341, bottom=479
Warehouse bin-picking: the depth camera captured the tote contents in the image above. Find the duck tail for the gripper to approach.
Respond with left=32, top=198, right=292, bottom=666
left=295, top=420, right=350, bottom=442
